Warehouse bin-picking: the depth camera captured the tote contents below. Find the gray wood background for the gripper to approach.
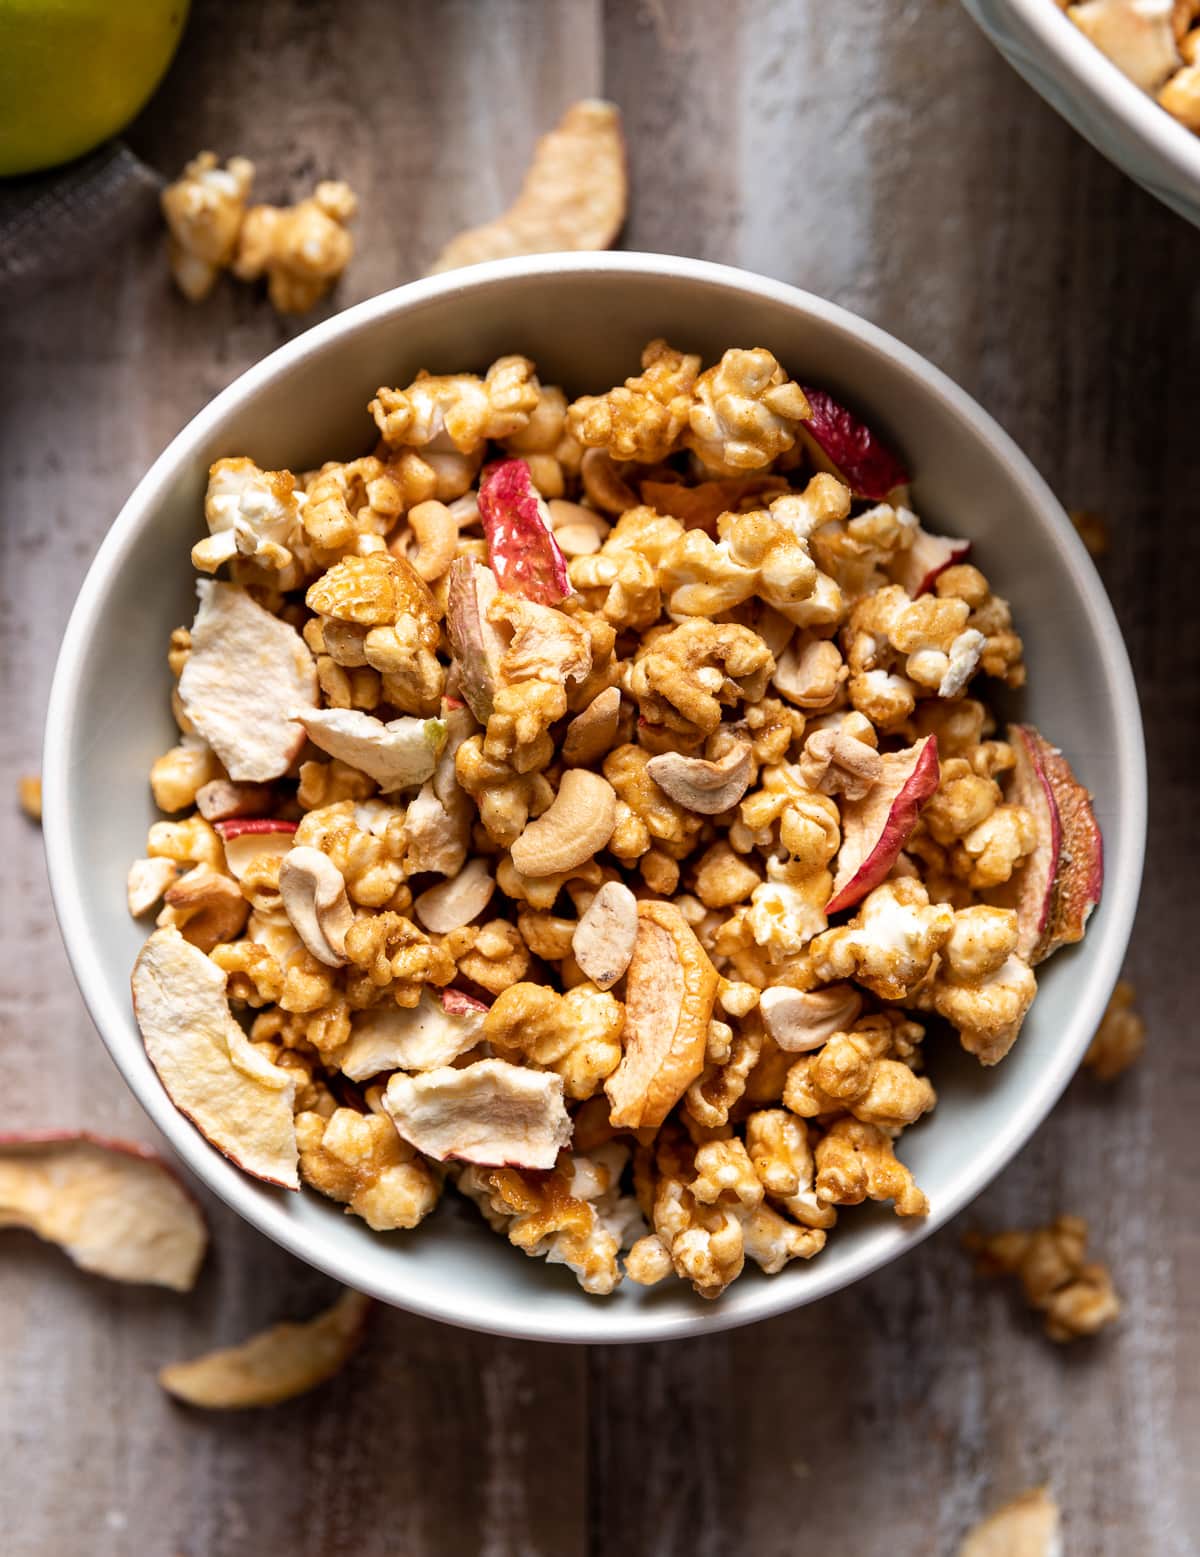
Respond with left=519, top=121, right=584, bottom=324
left=1, top=1, right=1196, bottom=1552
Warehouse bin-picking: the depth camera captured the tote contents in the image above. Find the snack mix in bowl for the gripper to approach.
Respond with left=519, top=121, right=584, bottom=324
left=127, top=341, right=1102, bottom=1302
left=1056, top=0, right=1200, bottom=131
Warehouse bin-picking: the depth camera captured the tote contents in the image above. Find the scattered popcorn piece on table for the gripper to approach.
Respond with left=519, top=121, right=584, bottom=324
left=966, top=1215, right=1121, bottom=1341
left=1083, top=977, right=1145, bottom=1080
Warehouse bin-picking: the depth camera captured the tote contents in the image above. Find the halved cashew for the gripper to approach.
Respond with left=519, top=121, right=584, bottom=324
left=773, top=637, right=847, bottom=709
left=605, top=900, right=719, bottom=1129
left=159, top=866, right=250, bottom=951
left=646, top=738, right=753, bottom=815
left=413, top=858, right=496, bottom=934
left=758, top=983, right=863, bottom=1052
left=509, top=769, right=617, bottom=878
left=278, top=846, right=354, bottom=967
left=563, top=686, right=622, bottom=767
left=572, top=880, right=639, bottom=990
left=128, top=857, right=181, bottom=917
left=405, top=500, right=459, bottom=582
left=546, top=498, right=610, bottom=557
left=580, top=448, right=637, bottom=514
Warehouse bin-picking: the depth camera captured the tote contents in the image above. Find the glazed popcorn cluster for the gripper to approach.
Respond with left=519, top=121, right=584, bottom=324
left=1055, top=0, right=1200, bottom=132
left=127, top=340, right=1103, bottom=1301
left=161, top=152, right=357, bottom=312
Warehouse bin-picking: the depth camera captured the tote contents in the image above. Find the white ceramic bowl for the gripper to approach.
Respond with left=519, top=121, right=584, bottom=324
left=961, top=0, right=1200, bottom=228
left=44, top=254, right=1146, bottom=1343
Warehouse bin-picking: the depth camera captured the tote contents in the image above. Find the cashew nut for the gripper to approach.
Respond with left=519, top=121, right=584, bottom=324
left=509, top=769, right=618, bottom=878
left=758, top=983, right=863, bottom=1052
left=278, top=846, right=354, bottom=967
left=580, top=448, right=638, bottom=514
left=562, top=686, right=622, bottom=767
left=773, top=637, right=847, bottom=709
left=413, top=858, right=496, bottom=935
left=645, top=738, right=753, bottom=815
left=127, top=856, right=181, bottom=917
left=547, top=498, right=610, bottom=557
left=159, top=866, right=250, bottom=952
left=572, top=880, right=639, bottom=990
left=404, top=500, right=459, bottom=582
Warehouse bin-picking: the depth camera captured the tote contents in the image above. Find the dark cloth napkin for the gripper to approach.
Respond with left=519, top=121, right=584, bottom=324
left=0, top=142, right=162, bottom=298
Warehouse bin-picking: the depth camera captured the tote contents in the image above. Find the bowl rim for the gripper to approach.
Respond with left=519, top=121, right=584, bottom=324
left=42, top=252, right=1147, bottom=1344
left=1005, top=0, right=1200, bottom=192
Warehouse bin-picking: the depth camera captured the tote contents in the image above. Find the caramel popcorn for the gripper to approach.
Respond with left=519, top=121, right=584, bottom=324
left=161, top=152, right=255, bottom=302
left=163, top=155, right=358, bottom=314
left=1084, top=977, right=1145, bottom=1080
left=129, top=339, right=1099, bottom=1300
left=966, top=1215, right=1121, bottom=1341
left=233, top=179, right=357, bottom=314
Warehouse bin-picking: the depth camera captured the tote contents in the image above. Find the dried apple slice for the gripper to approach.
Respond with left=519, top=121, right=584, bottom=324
left=383, top=1059, right=571, bottom=1169
left=797, top=387, right=910, bottom=501
left=131, top=927, right=299, bottom=1189
left=0, top=1132, right=206, bottom=1291
left=335, top=990, right=486, bottom=1080
left=958, top=1487, right=1061, bottom=1557
left=997, top=724, right=1103, bottom=964
left=159, top=1289, right=372, bottom=1409
left=888, top=526, right=971, bottom=597
left=477, top=458, right=571, bottom=606
left=295, top=708, right=446, bottom=792
left=215, top=818, right=297, bottom=881
left=178, top=582, right=317, bottom=782
left=428, top=99, right=626, bottom=273
left=445, top=557, right=509, bottom=722
left=605, top=900, right=719, bottom=1130
left=826, top=735, right=940, bottom=914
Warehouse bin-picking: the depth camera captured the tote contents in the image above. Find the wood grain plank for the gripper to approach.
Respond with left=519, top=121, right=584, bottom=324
left=0, top=3, right=599, bottom=1556
left=2, top=0, right=1198, bottom=1551
left=597, top=1, right=1200, bottom=1554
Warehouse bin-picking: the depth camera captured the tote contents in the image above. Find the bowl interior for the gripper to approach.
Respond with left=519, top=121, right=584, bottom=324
left=44, top=256, right=1145, bottom=1342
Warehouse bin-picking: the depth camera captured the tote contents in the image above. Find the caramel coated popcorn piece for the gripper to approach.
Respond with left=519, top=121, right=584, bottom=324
left=161, top=152, right=255, bottom=302
left=485, top=981, right=624, bottom=1100
left=17, top=774, right=41, bottom=823
left=685, top=348, right=811, bottom=474
left=1083, top=978, right=1146, bottom=1080
left=233, top=179, right=357, bottom=314
left=568, top=339, right=700, bottom=463
left=296, top=1107, right=440, bottom=1231
left=967, top=1215, right=1120, bottom=1341
left=814, top=1117, right=928, bottom=1218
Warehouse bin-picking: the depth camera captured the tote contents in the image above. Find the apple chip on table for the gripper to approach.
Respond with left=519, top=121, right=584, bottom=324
left=127, top=336, right=1102, bottom=1300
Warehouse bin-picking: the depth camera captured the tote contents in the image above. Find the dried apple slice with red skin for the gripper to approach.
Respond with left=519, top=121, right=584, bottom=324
left=826, top=735, right=940, bottom=914
left=797, top=387, right=910, bottom=501
left=477, top=458, right=571, bottom=606
left=159, top=1289, right=372, bottom=1409
left=0, top=1131, right=207, bottom=1291
left=888, top=528, right=971, bottom=597
left=998, top=724, right=1103, bottom=964
left=215, top=818, right=298, bottom=881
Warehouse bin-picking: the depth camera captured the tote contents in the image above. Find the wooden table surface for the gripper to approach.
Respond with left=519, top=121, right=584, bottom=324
left=2, top=2, right=1197, bottom=1552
